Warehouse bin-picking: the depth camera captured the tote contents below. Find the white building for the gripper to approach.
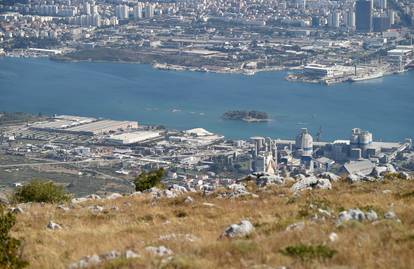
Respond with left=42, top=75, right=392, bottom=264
left=328, top=11, right=340, bottom=28
left=133, top=5, right=143, bottom=19
left=346, top=10, right=356, bottom=29
left=115, top=5, right=129, bottom=20
left=144, top=4, right=154, bottom=18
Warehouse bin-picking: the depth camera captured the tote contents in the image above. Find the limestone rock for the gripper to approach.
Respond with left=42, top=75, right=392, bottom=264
left=88, top=205, right=104, bottom=214
left=184, top=196, right=194, bottom=204
left=329, top=232, right=338, bottom=242
left=221, top=220, right=254, bottom=238
left=319, top=172, right=340, bottom=182
left=338, top=208, right=365, bottom=223
left=10, top=207, right=24, bottom=214
left=286, top=221, right=305, bottom=231
left=145, top=246, right=173, bottom=256
left=106, top=193, right=123, bottom=200
left=86, top=194, right=101, bottom=200
left=291, top=177, right=332, bottom=192
left=71, top=197, right=89, bottom=204
left=57, top=205, right=70, bottom=212
left=159, top=233, right=199, bottom=242
left=399, top=172, right=410, bottom=180
left=384, top=211, right=398, bottom=220
left=125, top=250, right=140, bottom=259
left=366, top=209, right=378, bottom=221
left=47, top=221, right=62, bottom=230
left=101, top=250, right=120, bottom=260
left=256, top=174, right=284, bottom=187
left=347, top=174, right=361, bottom=183
left=68, top=254, right=101, bottom=269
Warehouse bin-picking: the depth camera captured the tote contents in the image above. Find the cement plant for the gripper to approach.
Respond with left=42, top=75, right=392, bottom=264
left=1, top=112, right=412, bottom=196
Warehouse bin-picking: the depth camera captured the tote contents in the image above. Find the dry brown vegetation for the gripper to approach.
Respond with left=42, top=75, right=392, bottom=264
left=10, top=178, right=414, bottom=269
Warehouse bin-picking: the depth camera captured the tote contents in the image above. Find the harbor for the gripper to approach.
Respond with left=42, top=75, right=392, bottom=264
left=0, top=57, right=414, bottom=141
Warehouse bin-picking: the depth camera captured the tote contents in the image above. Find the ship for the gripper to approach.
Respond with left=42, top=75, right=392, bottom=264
left=349, top=71, right=384, bottom=82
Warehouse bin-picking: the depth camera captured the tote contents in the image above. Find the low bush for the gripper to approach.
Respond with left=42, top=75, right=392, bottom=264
left=134, top=168, right=165, bottom=192
left=13, top=180, right=71, bottom=203
left=280, top=244, right=336, bottom=262
left=0, top=206, right=28, bottom=269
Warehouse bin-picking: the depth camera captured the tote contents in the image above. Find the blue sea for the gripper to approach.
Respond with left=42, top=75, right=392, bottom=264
left=0, top=57, right=413, bottom=141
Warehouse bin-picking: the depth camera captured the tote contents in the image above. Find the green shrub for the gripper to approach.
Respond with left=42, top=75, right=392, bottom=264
left=280, top=244, right=336, bottom=262
left=0, top=206, right=28, bottom=269
left=134, top=168, right=165, bottom=192
left=13, top=180, right=71, bottom=203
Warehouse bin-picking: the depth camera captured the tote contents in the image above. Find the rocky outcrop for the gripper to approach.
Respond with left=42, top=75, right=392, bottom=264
left=291, top=177, right=332, bottom=192
left=255, top=174, right=284, bottom=187
left=318, top=172, right=340, bottom=182
left=145, top=246, right=173, bottom=256
left=68, top=249, right=139, bottom=268
left=217, top=184, right=258, bottom=199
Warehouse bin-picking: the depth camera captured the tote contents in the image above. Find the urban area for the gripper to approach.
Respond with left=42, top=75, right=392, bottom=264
left=0, top=112, right=412, bottom=197
left=1, top=0, right=414, bottom=82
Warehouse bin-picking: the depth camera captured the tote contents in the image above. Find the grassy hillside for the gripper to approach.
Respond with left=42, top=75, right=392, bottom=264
left=10, top=178, right=414, bottom=269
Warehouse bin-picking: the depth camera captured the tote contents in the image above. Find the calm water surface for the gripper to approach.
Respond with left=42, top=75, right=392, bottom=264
left=0, top=57, right=413, bottom=141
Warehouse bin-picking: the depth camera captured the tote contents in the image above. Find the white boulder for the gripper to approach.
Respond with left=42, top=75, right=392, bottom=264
left=145, top=246, right=173, bottom=256
left=47, top=221, right=62, bottom=230
left=221, top=220, right=254, bottom=238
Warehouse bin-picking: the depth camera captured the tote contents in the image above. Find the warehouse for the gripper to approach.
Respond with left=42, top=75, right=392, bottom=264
left=64, top=120, right=138, bottom=135
left=105, top=131, right=163, bottom=145
left=30, top=115, right=96, bottom=131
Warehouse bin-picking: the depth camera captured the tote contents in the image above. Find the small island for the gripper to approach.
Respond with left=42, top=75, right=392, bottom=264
left=222, top=110, right=270, bottom=122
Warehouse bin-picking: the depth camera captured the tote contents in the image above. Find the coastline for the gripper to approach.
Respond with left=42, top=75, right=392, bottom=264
left=2, top=50, right=290, bottom=76
left=1, top=56, right=414, bottom=142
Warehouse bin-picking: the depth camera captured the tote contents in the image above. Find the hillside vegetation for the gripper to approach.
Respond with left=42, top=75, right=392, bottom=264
left=8, top=177, right=414, bottom=269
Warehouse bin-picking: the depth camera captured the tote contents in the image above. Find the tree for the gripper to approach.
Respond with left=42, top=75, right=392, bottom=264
left=13, top=180, right=71, bottom=203
left=134, top=168, right=165, bottom=192
left=0, top=206, right=28, bottom=269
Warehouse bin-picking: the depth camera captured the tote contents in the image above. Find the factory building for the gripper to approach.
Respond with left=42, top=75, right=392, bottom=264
left=340, top=159, right=376, bottom=176
left=30, top=116, right=138, bottom=136
left=350, top=128, right=374, bottom=158
left=254, top=151, right=277, bottom=175
left=387, top=46, right=414, bottom=67
left=105, top=131, right=163, bottom=145
left=303, top=64, right=355, bottom=79
left=250, top=136, right=278, bottom=175
left=64, top=120, right=138, bottom=135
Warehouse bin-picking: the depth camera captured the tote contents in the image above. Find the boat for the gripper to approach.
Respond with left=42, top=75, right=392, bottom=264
left=349, top=72, right=384, bottom=82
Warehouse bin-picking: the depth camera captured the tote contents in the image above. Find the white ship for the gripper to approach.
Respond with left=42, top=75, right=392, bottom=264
left=349, top=71, right=384, bottom=82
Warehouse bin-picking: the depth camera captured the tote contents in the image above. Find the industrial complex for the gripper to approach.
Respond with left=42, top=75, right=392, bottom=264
left=0, top=113, right=412, bottom=196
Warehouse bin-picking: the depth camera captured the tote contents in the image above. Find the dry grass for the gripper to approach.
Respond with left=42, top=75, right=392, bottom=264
left=11, top=179, right=414, bottom=269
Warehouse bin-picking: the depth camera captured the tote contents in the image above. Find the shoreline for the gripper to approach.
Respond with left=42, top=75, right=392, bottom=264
left=3, top=53, right=290, bottom=76
left=5, top=54, right=412, bottom=84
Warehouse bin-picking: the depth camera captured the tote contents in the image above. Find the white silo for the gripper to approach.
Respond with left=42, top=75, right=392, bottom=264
left=350, top=128, right=361, bottom=148
left=359, top=131, right=372, bottom=146
left=295, top=128, right=313, bottom=157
